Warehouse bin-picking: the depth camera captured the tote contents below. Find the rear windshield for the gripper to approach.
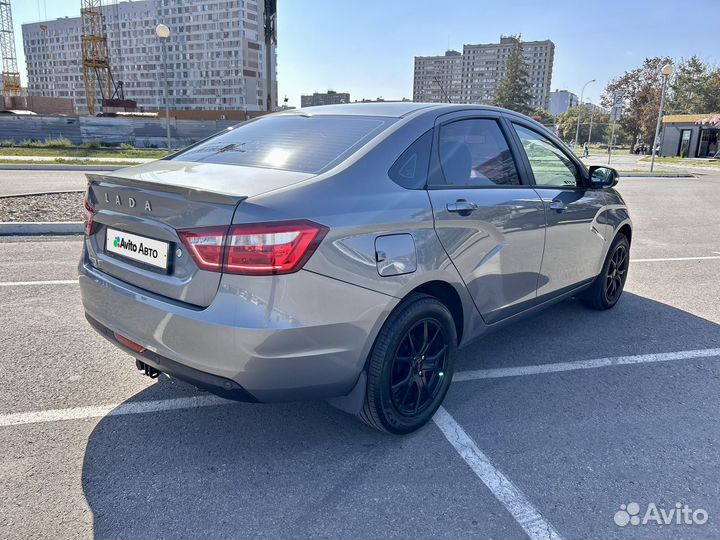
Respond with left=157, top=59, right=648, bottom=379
left=171, top=115, right=394, bottom=174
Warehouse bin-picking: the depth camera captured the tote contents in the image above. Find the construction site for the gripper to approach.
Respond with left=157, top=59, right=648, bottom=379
left=0, top=0, right=278, bottom=146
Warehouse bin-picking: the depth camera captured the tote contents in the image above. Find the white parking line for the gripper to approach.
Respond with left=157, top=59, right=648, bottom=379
left=0, top=279, right=78, bottom=287
left=631, top=255, right=720, bottom=263
left=2, top=348, right=719, bottom=428
left=0, top=395, right=229, bottom=428
left=433, top=406, right=562, bottom=540
left=453, top=348, right=720, bottom=382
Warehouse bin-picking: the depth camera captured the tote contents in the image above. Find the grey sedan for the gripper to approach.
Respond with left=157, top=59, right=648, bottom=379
left=79, top=102, right=631, bottom=434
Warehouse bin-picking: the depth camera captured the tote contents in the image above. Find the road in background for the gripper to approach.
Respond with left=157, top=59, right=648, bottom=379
left=0, top=170, right=93, bottom=196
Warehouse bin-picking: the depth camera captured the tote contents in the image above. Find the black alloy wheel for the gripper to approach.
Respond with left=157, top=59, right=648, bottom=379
left=389, top=319, right=449, bottom=417
left=359, top=294, right=457, bottom=434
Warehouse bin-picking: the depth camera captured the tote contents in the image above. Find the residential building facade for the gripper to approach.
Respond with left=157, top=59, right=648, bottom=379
left=412, top=50, right=462, bottom=103
left=413, top=37, right=555, bottom=110
left=22, top=0, right=277, bottom=115
left=548, top=90, right=579, bottom=116
left=300, top=90, right=350, bottom=107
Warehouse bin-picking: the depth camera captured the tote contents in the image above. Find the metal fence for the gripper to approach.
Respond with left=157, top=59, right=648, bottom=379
left=0, top=115, right=239, bottom=148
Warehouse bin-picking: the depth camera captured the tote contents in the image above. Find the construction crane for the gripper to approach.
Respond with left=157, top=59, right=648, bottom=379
left=0, top=0, right=21, bottom=99
left=80, top=0, right=128, bottom=115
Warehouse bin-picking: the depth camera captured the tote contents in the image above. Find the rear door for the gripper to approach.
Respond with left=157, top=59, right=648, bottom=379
left=508, top=121, right=607, bottom=296
left=426, top=112, right=546, bottom=323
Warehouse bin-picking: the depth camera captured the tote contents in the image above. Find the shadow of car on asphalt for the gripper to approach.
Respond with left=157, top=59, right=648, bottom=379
left=81, top=292, right=720, bottom=539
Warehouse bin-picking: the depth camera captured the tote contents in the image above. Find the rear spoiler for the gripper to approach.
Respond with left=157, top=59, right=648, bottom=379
left=85, top=173, right=247, bottom=206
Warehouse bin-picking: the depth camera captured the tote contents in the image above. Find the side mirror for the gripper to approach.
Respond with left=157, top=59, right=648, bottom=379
left=589, top=166, right=619, bottom=188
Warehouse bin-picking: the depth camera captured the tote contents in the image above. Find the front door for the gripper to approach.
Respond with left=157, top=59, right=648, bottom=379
left=510, top=122, right=607, bottom=296
left=426, top=114, right=546, bottom=323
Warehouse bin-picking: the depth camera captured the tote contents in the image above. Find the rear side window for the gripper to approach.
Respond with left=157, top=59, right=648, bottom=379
left=388, top=130, right=433, bottom=189
left=172, top=115, right=393, bottom=174
left=434, top=118, right=520, bottom=187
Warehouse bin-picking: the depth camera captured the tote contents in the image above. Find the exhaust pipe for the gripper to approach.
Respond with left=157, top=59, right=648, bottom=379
left=136, top=359, right=161, bottom=379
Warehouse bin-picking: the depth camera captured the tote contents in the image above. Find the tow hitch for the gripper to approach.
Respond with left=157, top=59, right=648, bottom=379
left=136, top=359, right=161, bottom=379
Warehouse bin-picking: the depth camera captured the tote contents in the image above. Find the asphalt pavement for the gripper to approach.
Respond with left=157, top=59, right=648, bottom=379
left=1, top=174, right=719, bottom=539
left=0, top=170, right=91, bottom=197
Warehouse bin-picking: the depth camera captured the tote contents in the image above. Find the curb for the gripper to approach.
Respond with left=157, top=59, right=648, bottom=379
left=0, top=164, right=124, bottom=171
left=0, top=190, right=85, bottom=199
left=0, top=221, right=84, bottom=236
left=619, top=173, right=696, bottom=178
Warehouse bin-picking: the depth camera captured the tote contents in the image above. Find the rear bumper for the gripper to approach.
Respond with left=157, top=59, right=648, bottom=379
left=86, top=314, right=259, bottom=402
left=79, top=253, right=397, bottom=402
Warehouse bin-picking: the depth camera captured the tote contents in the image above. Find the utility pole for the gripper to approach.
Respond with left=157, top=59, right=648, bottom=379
left=586, top=104, right=595, bottom=146
left=155, top=24, right=171, bottom=150
left=263, top=0, right=277, bottom=112
left=650, top=63, right=674, bottom=172
left=573, top=79, right=595, bottom=149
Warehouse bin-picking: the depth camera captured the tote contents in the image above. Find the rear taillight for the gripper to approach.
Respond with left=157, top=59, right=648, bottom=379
left=177, top=227, right=228, bottom=271
left=83, top=195, right=96, bottom=235
left=178, top=220, right=328, bottom=276
left=225, top=220, right=329, bottom=275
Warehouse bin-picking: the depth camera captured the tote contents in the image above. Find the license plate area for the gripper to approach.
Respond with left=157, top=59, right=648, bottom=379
left=105, top=227, right=170, bottom=271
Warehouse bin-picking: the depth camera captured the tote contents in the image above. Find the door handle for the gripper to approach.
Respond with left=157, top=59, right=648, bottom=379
left=549, top=200, right=566, bottom=212
left=447, top=200, right=478, bottom=214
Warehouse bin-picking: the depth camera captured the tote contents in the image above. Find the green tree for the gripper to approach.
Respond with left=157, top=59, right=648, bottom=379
left=602, top=56, right=673, bottom=144
left=666, top=56, right=720, bottom=114
left=556, top=107, right=609, bottom=144
left=493, top=36, right=533, bottom=116
left=699, top=70, right=720, bottom=112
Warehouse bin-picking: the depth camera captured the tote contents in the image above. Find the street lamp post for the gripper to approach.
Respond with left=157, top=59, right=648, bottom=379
left=155, top=24, right=172, bottom=150
left=586, top=101, right=595, bottom=147
left=650, top=63, right=674, bottom=172
left=574, top=79, right=595, bottom=151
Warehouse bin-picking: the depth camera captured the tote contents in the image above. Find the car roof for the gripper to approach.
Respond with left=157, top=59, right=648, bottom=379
left=279, top=102, right=529, bottom=120
left=281, top=102, right=440, bottom=118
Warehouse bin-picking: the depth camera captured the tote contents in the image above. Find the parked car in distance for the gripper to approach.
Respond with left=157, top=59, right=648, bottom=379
left=79, top=102, right=632, bottom=434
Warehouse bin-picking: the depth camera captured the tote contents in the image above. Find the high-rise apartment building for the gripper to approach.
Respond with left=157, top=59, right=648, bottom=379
left=300, top=90, right=350, bottom=107
left=22, top=0, right=277, bottom=115
left=413, top=36, right=555, bottom=110
left=412, top=50, right=462, bottom=103
left=548, top=90, right=579, bottom=116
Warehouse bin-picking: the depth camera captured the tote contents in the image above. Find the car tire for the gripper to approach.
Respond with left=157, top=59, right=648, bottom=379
left=581, top=233, right=630, bottom=310
left=359, top=293, right=457, bottom=434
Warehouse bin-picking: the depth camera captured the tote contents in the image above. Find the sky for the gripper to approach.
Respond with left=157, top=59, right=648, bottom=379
left=10, top=0, right=720, bottom=108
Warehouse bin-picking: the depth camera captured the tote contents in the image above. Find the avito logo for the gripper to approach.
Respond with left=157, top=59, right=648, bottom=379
left=113, top=236, right=139, bottom=253
left=112, top=234, right=159, bottom=259
left=614, top=502, right=709, bottom=527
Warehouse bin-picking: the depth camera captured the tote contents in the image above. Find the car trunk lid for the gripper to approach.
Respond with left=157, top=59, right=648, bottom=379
left=85, top=160, right=315, bottom=307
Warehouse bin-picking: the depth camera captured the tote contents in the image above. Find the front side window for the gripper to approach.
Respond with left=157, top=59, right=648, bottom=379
left=512, top=124, right=581, bottom=187
left=434, top=118, right=520, bottom=187
left=171, top=115, right=393, bottom=174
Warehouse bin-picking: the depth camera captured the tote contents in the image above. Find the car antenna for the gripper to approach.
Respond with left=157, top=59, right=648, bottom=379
left=433, top=76, right=452, bottom=104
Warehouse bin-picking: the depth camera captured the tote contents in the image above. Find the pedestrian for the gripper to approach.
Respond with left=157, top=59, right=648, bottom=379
left=582, top=142, right=589, bottom=158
